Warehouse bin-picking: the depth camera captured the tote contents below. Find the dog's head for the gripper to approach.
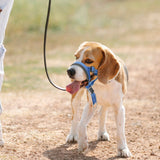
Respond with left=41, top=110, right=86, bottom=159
left=66, top=42, right=120, bottom=94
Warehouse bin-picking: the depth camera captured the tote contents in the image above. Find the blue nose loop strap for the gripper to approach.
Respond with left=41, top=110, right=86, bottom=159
left=72, top=62, right=98, bottom=105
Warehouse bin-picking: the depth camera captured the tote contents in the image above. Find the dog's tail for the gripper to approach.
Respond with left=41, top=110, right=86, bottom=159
left=123, top=65, right=129, bottom=83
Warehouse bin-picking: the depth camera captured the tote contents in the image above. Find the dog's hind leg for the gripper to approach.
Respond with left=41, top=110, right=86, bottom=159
left=98, top=106, right=110, bottom=141
left=66, top=88, right=84, bottom=143
left=114, top=103, right=131, bottom=158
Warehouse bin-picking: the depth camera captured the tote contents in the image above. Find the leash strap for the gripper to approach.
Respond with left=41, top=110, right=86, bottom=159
left=86, top=78, right=98, bottom=105
left=44, top=0, right=66, bottom=91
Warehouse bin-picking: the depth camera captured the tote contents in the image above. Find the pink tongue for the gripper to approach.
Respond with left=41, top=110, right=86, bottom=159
left=66, top=81, right=81, bottom=94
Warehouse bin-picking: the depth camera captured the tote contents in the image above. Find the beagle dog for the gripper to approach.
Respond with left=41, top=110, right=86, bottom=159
left=66, top=42, right=131, bottom=157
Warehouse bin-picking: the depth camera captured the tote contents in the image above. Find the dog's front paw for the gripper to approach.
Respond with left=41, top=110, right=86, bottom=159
left=98, top=132, right=110, bottom=141
left=118, top=147, right=132, bottom=158
left=66, top=134, right=78, bottom=143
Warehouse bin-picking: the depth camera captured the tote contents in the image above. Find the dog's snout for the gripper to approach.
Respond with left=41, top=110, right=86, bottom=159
left=67, top=68, right=76, bottom=78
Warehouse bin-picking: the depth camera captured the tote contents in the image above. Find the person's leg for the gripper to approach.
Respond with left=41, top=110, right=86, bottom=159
left=0, top=101, right=4, bottom=146
left=0, top=44, right=5, bottom=145
left=0, top=0, right=14, bottom=145
left=0, top=0, right=14, bottom=44
left=0, top=44, right=5, bottom=90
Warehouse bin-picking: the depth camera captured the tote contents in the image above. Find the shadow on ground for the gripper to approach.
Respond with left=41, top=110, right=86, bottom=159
left=43, top=140, right=120, bottom=160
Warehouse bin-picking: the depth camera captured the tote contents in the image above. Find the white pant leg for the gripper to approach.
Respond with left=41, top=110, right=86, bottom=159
left=0, top=0, right=14, bottom=89
left=0, top=100, right=4, bottom=145
left=0, top=45, right=5, bottom=144
left=0, top=0, right=14, bottom=44
left=0, top=0, right=14, bottom=145
left=0, top=44, right=5, bottom=91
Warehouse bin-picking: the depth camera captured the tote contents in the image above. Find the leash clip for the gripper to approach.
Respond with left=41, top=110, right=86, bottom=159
left=88, top=86, right=94, bottom=94
left=87, top=86, right=97, bottom=106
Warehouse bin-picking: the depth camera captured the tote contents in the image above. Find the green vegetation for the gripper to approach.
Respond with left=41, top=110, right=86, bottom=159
left=3, top=0, right=160, bottom=91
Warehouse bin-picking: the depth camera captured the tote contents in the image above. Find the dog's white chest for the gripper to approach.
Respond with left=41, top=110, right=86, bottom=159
left=93, top=80, right=123, bottom=107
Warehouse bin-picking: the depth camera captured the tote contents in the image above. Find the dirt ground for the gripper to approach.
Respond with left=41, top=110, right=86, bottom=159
left=0, top=46, right=160, bottom=160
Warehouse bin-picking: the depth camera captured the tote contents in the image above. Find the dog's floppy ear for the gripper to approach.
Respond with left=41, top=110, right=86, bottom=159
left=98, top=46, right=120, bottom=84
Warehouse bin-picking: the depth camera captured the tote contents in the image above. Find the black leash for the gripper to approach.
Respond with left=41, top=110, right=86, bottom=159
left=43, top=0, right=66, bottom=91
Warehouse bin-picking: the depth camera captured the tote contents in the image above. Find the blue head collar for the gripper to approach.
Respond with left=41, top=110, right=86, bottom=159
left=72, top=61, right=98, bottom=105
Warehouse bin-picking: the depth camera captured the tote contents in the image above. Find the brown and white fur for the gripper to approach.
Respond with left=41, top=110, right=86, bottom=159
left=66, top=42, right=131, bottom=157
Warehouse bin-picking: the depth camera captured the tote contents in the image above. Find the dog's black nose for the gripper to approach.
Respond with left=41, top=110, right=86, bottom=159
left=67, top=68, right=75, bottom=78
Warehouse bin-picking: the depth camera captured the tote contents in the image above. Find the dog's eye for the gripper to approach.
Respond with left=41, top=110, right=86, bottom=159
left=85, top=59, right=93, bottom=64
